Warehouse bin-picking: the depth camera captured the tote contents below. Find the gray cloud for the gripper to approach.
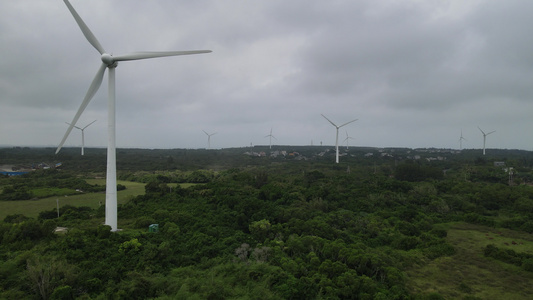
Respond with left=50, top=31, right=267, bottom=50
left=1, top=0, right=532, bottom=150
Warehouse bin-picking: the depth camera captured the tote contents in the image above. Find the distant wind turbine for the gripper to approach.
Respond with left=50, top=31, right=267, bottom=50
left=65, top=119, right=96, bottom=155
left=478, top=126, right=496, bottom=155
left=344, top=130, right=355, bottom=150
left=55, top=0, right=211, bottom=231
left=203, top=130, right=217, bottom=150
left=321, top=114, right=358, bottom=163
left=459, top=129, right=467, bottom=150
left=265, top=128, right=276, bottom=149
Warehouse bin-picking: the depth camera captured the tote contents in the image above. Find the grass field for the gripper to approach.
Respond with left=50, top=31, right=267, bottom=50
left=0, top=180, right=146, bottom=220
left=406, top=222, right=533, bottom=299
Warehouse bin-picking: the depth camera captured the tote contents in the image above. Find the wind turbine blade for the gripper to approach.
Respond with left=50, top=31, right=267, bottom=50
left=478, top=126, right=485, bottom=135
left=56, top=63, right=107, bottom=154
left=339, top=119, right=358, bottom=128
left=82, top=119, right=97, bottom=129
left=203, top=130, right=208, bottom=135
left=65, top=122, right=82, bottom=130
left=63, top=0, right=106, bottom=54
left=321, top=114, right=337, bottom=127
left=113, top=50, right=212, bottom=61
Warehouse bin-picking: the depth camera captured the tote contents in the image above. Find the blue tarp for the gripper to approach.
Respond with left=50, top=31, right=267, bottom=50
left=0, top=171, right=29, bottom=176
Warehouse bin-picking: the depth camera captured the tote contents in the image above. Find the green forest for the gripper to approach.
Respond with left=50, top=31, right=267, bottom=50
left=1, top=146, right=533, bottom=299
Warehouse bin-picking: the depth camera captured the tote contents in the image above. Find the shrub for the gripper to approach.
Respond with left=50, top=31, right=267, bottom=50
left=133, top=216, right=156, bottom=229
left=4, top=214, right=30, bottom=223
left=522, top=258, right=533, bottom=272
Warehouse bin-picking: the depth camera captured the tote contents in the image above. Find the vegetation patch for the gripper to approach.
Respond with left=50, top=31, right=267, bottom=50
left=0, top=180, right=145, bottom=219
left=406, top=222, right=533, bottom=299
left=1, top=147, right=533, bottom=298
left=31, top=187, right=76, bottom=198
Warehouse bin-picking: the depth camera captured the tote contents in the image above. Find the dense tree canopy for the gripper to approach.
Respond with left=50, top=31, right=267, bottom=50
left=1, top=146, right=533, bottom=298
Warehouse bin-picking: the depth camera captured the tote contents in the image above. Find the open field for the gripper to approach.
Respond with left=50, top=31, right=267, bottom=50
left=0, top=180, right=146, bottom=220
left=406, top=222, right=533, bottom=299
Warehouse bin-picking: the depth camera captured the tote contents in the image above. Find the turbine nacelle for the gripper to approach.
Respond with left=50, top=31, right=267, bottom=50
left=101, top=53, right=113, bottom=64
left=101, top=53, right=117, bottom=67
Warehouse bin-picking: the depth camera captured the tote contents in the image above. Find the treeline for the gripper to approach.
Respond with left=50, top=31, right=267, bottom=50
left=0, top=169, right=106, bottom=201
left=3, top=146, right=533, bottom=173
left=118, top=169, right=216, bottom=184
left=484, top=244, right=533, bottom=272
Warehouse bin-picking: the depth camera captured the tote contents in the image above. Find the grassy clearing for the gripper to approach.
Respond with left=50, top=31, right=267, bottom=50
left=0, top=180, right=146, bottom=220
left=406, top=222, right=533, bottom=299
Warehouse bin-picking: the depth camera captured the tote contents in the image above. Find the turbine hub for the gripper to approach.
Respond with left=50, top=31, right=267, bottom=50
left=101, top=53, right=114, bottom=65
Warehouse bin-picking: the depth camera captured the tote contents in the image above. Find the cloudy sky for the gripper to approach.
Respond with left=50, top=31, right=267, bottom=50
left=1, top=0, right=532, bottom=151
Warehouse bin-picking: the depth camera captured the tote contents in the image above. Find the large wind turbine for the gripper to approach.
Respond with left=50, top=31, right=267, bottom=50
left=343, top=130, right=355, bottom=150
left=65, top=119, right=96, bottom=155
left=265, top=128, right=276, bottom=149
left=478, top=126, right=495, bottom=155
left=459, top=129, right=466, bottom=150
left=321, top=114, right=358, bottom=163
left=203, top=130, right=217, bottom=150
left=56, top=0, right=211, bottom=231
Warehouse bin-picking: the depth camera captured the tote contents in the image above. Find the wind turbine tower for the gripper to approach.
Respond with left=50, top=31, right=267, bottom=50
left=321, top=114, right=358, bottom=163
left=265, top=128, right=276, bottom=149
left=56, top=0, right=211, bottom=231
left=459, top=129, right=466, bottom=150
left=203, top=130, right=217, bottom=150
left=478, top=126, right=496, bottom=155
left=65, top=119, right=96, bottom=155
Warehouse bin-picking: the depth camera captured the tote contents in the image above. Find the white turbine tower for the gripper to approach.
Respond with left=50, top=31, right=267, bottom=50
left=56, top=0, right=211, bottom=231
left=203, top=130, right=217, bottom=150
left=478, top=126, right=495, bottom=155
left=321, top=114, right=357, bottom=163
left=344, top=130, right=355, bottom=150
left=459, top=129, right=466, bottom=150
left=265, top=128, right=276, bottom=149
left=65, top=120, right=96, bottom=155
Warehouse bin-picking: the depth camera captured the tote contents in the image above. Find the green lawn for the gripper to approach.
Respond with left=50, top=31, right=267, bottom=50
left=0, top=180, right=146, bottom=220
left=406, top=222, right=533, bottom=299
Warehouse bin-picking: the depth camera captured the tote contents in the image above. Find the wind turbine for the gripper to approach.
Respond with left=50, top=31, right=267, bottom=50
left=478, top=126, right=495, bottom=155
left=56, top=0, right=211, bottom=231
left=459, top=129, right=466, bottom=150
left=343, top=130, right=355, bottom=150
left=265, top=128, right=276, bottom=149
left=203, top=130, right=217, bottom=150
left=65, top=119, right=96, bottom=155
left=321, top=114, right=358, bottom=163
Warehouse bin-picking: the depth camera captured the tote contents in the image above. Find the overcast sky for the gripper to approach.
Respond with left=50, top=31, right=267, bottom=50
left=1, top=0, right=532, bottom=151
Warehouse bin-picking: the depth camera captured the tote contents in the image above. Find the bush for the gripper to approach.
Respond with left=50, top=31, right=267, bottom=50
left=133, top=216, right=156, bottom=229
left=4, top=214, right=29, bottom=223
left=522, top=258, right=533, bottom=272
left=97, top=225, right=112, bottom=238
left=50, top=285, right=73, bottom=300
left=392, top=236, right=419, bottom=250
left=429, top=228, right=447, bottom=238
